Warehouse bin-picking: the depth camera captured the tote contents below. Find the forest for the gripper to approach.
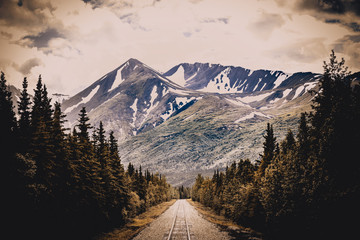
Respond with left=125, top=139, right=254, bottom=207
left=0, top=74, right=177, bottom=239
left=1, top=51, right=360, bottom=240
left=191, top=51, right=360, bottom=239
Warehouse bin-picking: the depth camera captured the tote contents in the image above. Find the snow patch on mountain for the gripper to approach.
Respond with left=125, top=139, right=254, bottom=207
left=270, top=88, right=293, bottom=104
left=65, top=85, right=100, bottom=113
left=109, top=66, right=125, bottom=92
left=273, top=73, right=291, bottom=88
left=292, top=81, right=317, bottom=100
left=202, top=67, right=236, bottom=93
left=238, top=92, right=273, bottom=103
left=226, top=98, right=250, bottom=107
left=168, top=65, right=186, bottom=87
left=235, top=112, right=272, bottom=123
left=130, top=98, right=138, bottom=128
left=140, top=85, right=159, bottom=126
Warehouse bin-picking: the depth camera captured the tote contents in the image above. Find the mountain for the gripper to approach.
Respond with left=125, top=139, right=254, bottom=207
left=62, top=58, right=327, bottom=186
left=62, top=58, right=204, bottom=140
left=164, top=62, right=321, bottom=94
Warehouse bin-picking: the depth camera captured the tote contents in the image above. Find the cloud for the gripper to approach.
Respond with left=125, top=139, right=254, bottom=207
left=296, top=0, right=360, bottom=16
left=13, top=57, right=44, bottom=75
left=268, top=38, right=328, bottom=66
left=249, top=12, right=285, bottom=39
left=82, top=0, right=159, bottom=10
left=20, top=27, right=65, bottom=49
left=287, top=0, right=360, bottom=32
left=0, top=0, right=55, bottom=29
left=333, top=34, right=360, bottom=70
left=202, top=17, right=229, bottom=24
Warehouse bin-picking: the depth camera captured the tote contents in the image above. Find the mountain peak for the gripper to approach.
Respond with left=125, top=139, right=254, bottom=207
left=125, top=58, right=143, bottom=65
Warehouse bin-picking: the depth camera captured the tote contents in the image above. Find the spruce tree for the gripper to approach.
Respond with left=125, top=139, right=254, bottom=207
left=77, top=107, right=92, bottom=142
left=51, top=102, right=71, bottom=200
left=31, top=75, right=43, bottom=131
left=281, top=129, right=295, bottom=154
left=0, top=71, right=17, bottom=157
left=258, top=123, right=276, bottom=177
left=297, top=113, right=309, bottom=161
left=18, top=77, right=32, bottom=153
left=75, top=107, right=102, bottom=218
left=30, top=76, right=56, bottom=194
left=0, top=72, right=18, bottom=225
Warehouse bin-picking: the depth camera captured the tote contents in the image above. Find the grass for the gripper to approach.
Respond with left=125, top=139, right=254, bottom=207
left=95, top=199, right=176, bottom=240
left=187, top=199, right=263, bottom=240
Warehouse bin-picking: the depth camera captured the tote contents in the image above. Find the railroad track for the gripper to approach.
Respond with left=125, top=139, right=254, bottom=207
left=166, top=200, right=191, bottom=240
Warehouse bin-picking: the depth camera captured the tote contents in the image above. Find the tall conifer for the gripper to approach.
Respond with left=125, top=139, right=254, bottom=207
left=18, top=77, right=32, bottom=152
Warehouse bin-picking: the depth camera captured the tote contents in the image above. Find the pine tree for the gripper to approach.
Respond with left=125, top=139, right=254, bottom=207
left=51, top=103, right=71, bottom=198
left=29, top=76, right=56, bottom=194
left=296, top=113, right=309, bottom=161
left=77, top=107, right=92, bottom=142
left=0, top=71, right=17, bottom=155
left=281, top=129, right=295, bottom=154
left=18, top=77, right=32, bottom=153
left=306, top=51, right=360, bottom=238
left=107, top=130, right=129, bottom=224
left=0, top=72, right=18, bottom=229
left=109, top=131, right=119, bottom=160
left=31, top=75, right=43, bottom=131
left=127, top=162, right=135, bottom=177
left=258, top=123, right=276, bottom=177
left=75, top=108, right=102, bottom=202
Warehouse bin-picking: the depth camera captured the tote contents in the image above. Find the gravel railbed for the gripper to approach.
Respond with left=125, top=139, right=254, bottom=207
left=133, top=199, right=231, bottom=240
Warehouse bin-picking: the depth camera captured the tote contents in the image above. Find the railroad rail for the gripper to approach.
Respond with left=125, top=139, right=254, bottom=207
left=166, top=200, right=191, bottom=240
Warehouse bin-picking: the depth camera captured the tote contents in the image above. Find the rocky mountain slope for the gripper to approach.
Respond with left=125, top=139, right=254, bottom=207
left=62, top=58, right=204, bottom=140
left=164, top=62, right=320, bottom=94
left=61, top=58, right=327, bottom=186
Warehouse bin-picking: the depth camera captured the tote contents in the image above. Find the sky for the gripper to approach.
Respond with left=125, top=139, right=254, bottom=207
left=0, top=0, right=360, bottom=95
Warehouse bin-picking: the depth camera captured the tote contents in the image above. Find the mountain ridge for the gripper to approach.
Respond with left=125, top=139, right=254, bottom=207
left=58, top=58, right=328, bottom=185
left=164, top=62, right=321, bottom=94
left=62, top=58, right=205, bottom=140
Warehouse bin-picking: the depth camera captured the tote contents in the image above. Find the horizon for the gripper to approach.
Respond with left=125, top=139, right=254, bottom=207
left=1, top=0, right=360, bottom=96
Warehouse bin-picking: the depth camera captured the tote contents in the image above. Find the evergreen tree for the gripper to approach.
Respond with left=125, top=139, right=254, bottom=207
left=297, top=113, right=310, bottom=161
left=77, top=107, right=92, bottom=142
left=74, top=107, right=103, bottom=224
left=31, top=75, right=43, bottom=131
left=18, top=77, right=32, bottom=152
left=109, top=131, right=119, bottom=160
left=107, top=130, right=129, bottom=224
left=281, top=129, right=295, bottom=154
left=257, top=123, right=276, bottom=177
left=0, top=71, right=17, bottom=156
left=306, top=50, right=360, bottom=238
left=127, top=162, right=135, bottom=177
left=0, top=72, right=18, bottom=234
left=51, top=102, right=71, bottom=199
left=29, top=76, right=56, bottom=195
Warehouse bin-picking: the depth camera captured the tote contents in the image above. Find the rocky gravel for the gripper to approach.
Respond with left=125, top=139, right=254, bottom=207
left=133, top=199, right=231, bottom=240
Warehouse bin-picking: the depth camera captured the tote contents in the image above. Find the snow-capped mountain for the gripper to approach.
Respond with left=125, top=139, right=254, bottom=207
left=62, top=58, right=330, bottom=186
left=62, top=58, right=203, bottom=140
left=164, top=62, right=321, bottom=94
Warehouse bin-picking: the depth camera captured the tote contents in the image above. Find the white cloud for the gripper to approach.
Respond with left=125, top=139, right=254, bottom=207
left=1, top=0, right=359, bottom=96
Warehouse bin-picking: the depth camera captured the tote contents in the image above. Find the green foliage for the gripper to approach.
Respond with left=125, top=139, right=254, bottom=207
left=2, top=74, right=174, bottom=239
left=192, top=51, right=360, bottom=239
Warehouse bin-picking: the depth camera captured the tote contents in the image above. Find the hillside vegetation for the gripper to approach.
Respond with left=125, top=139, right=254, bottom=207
left=191, top=51, right=360, bottom=239
left=1, top=75, right=176, bottom=239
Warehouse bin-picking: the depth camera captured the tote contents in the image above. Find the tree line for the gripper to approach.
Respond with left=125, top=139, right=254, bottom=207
left=191, top=51, right=360, bottom=239
left=1, top=74, right=175, bottom=239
